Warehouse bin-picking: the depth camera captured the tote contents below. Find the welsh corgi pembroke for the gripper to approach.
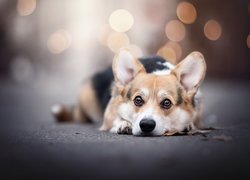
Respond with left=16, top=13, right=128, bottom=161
left=52, top=49, right=206, bottom=136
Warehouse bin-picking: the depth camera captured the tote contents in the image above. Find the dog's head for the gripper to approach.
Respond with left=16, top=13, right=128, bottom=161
left=112, top=49, right=206, bottom=136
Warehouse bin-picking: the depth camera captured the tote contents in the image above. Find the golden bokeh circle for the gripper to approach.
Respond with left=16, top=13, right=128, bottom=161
left=177, top=2, right=197, bottom=24
left=165, top=41, right=182, bottom=60
left=157, top=46, right=176, bottom=63
left=107, top=32, right=130, bottom=53
left=47, top=30, right=72, bottom=54
left=204, top=20, right=222, bottom=41
left=165, top=20, right=186, bottom=42
left=17, top=0, right=36, bottom=16
left=109, top=9, right=134, bottom=32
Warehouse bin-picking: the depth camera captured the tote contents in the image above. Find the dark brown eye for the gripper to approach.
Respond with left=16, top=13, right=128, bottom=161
left=134, top=96, right=144, bottom=107
left=160, top=99, right=172, bottom=109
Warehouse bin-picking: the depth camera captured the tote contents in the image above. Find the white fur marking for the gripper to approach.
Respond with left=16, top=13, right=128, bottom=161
left=153, top=69, right=171, bottom=75
left=163, top=62, right=175, bottom=69
left=51, top=104, right=62, bottom=114
left=140, top=88, right=149, bottom=97
left=152, top=62, right=175, bottom=75
left=157, top=90, right=169, bottom=98
left=118, top=103, right=134, bottom=122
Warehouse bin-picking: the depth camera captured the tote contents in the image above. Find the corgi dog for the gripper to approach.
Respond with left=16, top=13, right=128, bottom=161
left=52, top=49, right=206, bottom=136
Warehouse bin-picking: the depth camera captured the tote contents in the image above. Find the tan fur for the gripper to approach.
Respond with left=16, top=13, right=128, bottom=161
left=52, top=81, right=102, bottom=123
left=101, top=72, right=202, bottom=132
left=78, top=81, right=103, bottom=122
left=99, top=96, right=123, bottom=131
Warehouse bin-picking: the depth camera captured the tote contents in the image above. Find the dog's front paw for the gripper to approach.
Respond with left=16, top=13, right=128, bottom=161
left=110, top=120, right=132, bottom=135
left=117, top=125, right=132, bottom=135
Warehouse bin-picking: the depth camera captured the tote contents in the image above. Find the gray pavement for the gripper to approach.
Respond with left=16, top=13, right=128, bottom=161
left=0, top=79, right=250, bottom=180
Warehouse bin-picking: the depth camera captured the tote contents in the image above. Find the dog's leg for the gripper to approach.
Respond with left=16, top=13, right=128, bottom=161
left=51, top=81, right=102, bottom=123
left=78, top=81, right=103, bottom=123
left=100, top=97, right=132, bottom=134
left=51, top=103, right=89, bottom=123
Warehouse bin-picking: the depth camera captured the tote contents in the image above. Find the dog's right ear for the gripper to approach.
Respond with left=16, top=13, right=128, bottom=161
left=113, top=49, right=145, bottom=85
left=171, top=51, right=206, bottom=95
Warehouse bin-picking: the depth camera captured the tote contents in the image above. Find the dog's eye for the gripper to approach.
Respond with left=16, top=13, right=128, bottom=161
left=134, top=96, right=144, bottom=107
left=160, top=99, right=172, bottom=109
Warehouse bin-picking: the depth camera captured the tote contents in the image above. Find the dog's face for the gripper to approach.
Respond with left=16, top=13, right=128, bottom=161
left=112, top=50, right=206, bottom=136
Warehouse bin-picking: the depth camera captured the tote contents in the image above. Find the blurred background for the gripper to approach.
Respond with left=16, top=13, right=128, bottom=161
left=0, top=1, right=250, bottom=180
left=0, top=0, right=249, bottom=89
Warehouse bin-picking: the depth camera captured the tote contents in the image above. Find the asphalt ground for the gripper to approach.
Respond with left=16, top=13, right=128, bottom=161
left=0, top=79, right=250, bottom=180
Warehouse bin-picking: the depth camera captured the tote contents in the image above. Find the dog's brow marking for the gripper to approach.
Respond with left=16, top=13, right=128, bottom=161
left=176, top=87, right=183, bottom=105
left=140, top=88, right=149, bottom=97
left=191, top=94, right=196, bottom=107
left=126, top=86, right=132, bottom=99
left=158, top=90, right=167, bottom=99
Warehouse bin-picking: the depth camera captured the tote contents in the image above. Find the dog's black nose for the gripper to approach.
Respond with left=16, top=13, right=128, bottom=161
left=139, top=119, right=156, bottom=133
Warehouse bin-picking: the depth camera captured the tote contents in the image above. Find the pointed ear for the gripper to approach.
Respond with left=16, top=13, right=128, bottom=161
left=112, top=49, right=145, bottom=85
left=172, top=51, right=206, bottom=93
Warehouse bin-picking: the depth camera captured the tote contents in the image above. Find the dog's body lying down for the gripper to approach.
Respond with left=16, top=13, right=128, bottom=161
left=52, top=50, right=206, bottom=136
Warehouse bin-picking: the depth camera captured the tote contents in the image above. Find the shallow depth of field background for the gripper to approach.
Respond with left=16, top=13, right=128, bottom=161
left=0, top=1, right=250, bottom=180
left=0, top=0, right=249, bottom=90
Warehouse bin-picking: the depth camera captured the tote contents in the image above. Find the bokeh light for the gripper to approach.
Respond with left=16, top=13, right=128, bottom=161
left=109, top=9, right=134, bottom=32
left=107, top=32, right=130, bottom=53
left=17, top=0, right=36, bottom=16
left=157, top=46, right=177, bottom=63
left=47, top=29, right=72, bottom=54
left=124, top=44, right=143, bottom=58
left=177, top=2, right=197, bottom=24
left=165, top=41, right=182, bottom=60
left=165, top=20, right=186, bottom=42
left=247, top=34, right=250, bottom=48
left=204, top=19, right=222, bottom=41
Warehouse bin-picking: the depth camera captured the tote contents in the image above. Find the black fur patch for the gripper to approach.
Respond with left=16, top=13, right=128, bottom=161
left=139, top=56, right=170, bottom=73
left=91, top=67, right=113, bottom=112
left=126, top=87, right=132, bottom=100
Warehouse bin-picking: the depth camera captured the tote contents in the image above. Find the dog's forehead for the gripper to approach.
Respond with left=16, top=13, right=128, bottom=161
left=132, top=73, right=178, bottom=95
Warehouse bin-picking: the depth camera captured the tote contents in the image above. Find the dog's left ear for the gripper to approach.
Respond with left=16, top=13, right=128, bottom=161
left=172, top=51, right=206, bottom=94
left=113, top=49, right=145, bottom=85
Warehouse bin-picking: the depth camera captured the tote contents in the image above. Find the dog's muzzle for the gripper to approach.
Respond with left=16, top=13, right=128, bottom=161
left=139, top=118, right=156, bottom=133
